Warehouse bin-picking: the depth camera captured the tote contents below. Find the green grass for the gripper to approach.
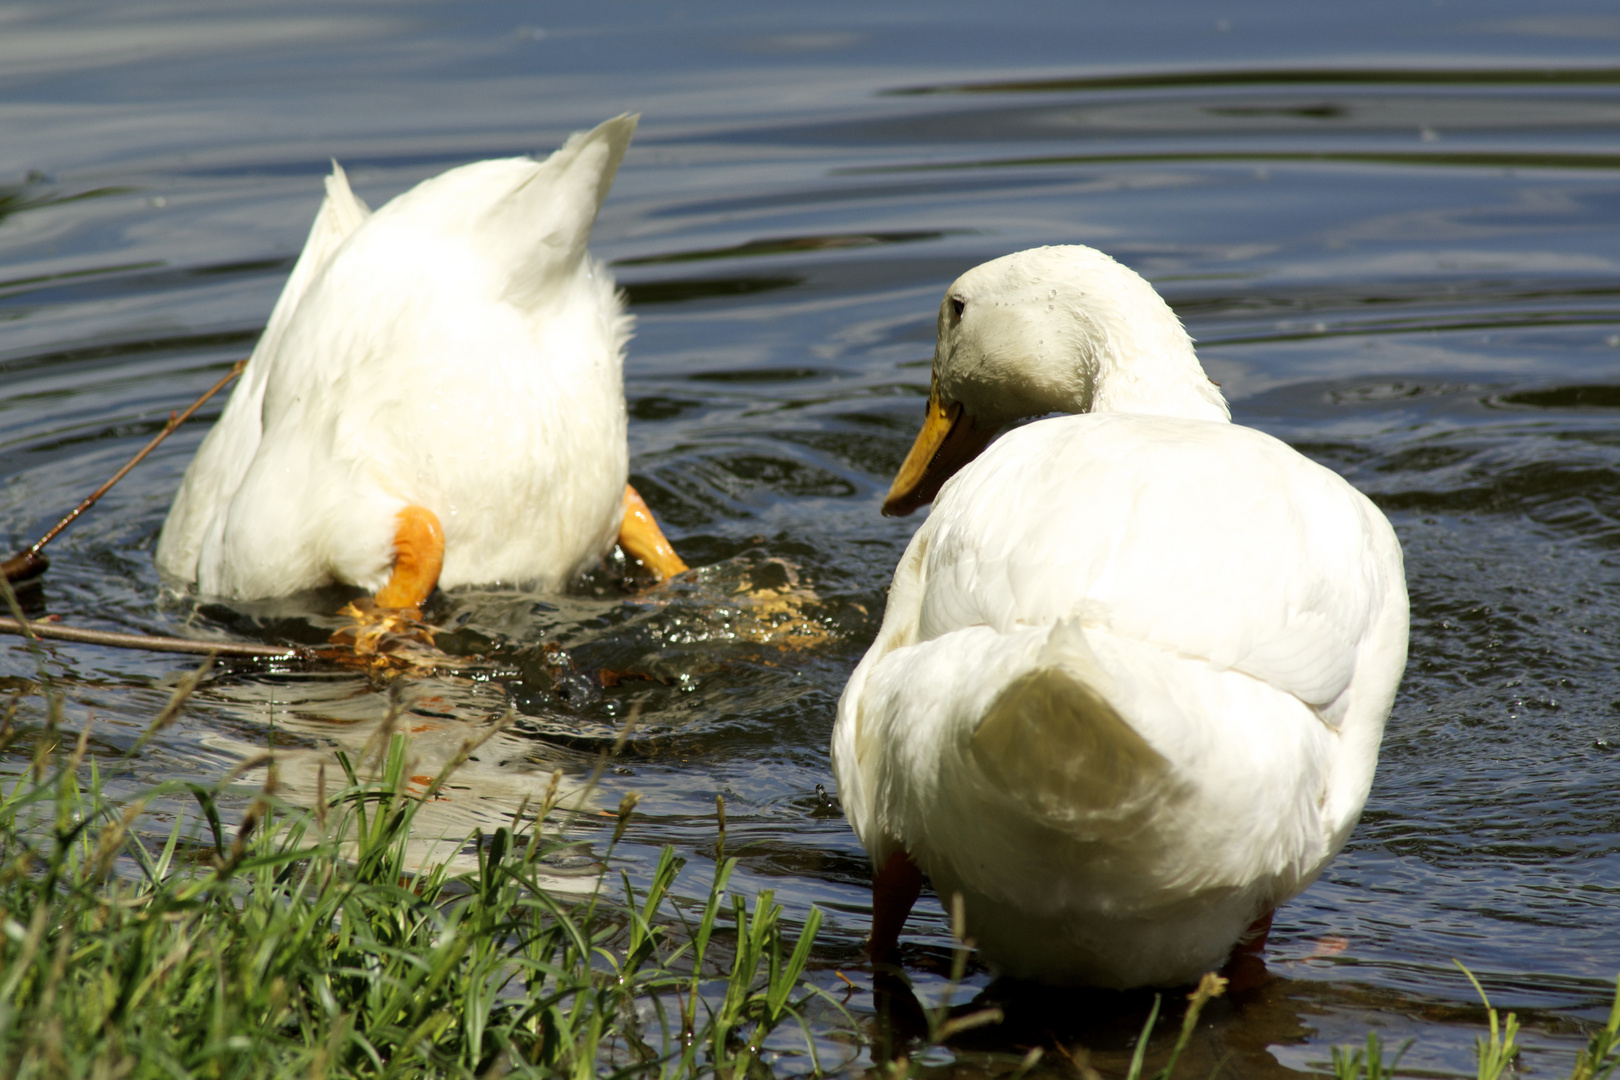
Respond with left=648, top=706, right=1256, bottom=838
left=1324, top=963, right=1620, bottom=1080
left=0, top=689, right=841, bottom=1078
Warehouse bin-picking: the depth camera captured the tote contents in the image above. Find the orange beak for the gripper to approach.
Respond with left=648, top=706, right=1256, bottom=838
left=881, top=389, right=998, bottom=517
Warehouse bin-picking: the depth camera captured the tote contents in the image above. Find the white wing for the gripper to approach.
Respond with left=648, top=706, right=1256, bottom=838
left=154, top=164, right=370, bottom=583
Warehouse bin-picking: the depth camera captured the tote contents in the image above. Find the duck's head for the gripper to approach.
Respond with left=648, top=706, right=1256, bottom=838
left=882, top=245, right=1229, bottom=516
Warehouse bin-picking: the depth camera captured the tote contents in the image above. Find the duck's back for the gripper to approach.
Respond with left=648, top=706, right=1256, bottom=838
left=155, top=116, right=637, bottom=599
left=915, top=414, right=1400, bottom=715
left=834, top=412, right=1408, bottom=985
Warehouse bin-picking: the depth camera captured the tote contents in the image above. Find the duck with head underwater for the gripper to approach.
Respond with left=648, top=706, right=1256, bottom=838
left=156, top=114, right=686, bottom=613
left=833, top=245, right=1408, bottom=989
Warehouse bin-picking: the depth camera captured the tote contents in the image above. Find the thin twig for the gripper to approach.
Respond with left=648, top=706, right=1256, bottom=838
left=0, top=616, right=309, bottom=660
left=1, top=358, right=246, bottom=583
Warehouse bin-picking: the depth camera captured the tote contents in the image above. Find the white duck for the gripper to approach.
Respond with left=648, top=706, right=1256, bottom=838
left=832, top=246, right=1407, bottom=988
left=155, top=114, right=685, bottom=609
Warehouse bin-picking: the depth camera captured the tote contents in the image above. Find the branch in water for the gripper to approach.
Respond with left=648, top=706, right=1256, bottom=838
left=0, top=615, right=311, bottom=661
left=2, top=358, right=247, bottom=584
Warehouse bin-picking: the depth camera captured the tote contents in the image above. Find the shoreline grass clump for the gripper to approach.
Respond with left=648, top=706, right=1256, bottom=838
left=1326, top=965, right=1620, bottom=1080
left=0, top=708, right=836, bottom=1079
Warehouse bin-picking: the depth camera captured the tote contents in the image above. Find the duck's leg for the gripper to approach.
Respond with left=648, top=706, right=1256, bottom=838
left=1239, top=909, right=1274, bottom=951
left=374, top=505, right=445, bottom=612
left=618, top=485, right=688, bottom=581
left=1221, top=908, right=1274, bottom=992
left=867, top=849, right=923, bottom=964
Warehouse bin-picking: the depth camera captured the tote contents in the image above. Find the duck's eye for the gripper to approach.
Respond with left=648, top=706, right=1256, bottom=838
left=951, top=298, right=965, bottom=319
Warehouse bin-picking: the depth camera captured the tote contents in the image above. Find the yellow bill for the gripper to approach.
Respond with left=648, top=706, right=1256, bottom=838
left=882, top=390, right=998, bottom=517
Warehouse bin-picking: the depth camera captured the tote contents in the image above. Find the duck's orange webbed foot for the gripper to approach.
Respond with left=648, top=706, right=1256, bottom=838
left=331, top=598, right=434, bottom=660
left=618, top=484, right=687, bottom=581
left=331, top=505, right=445, bottom=662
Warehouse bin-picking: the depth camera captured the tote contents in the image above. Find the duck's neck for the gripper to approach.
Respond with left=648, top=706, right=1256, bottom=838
left=1085, top=320, right=1230, bottom=423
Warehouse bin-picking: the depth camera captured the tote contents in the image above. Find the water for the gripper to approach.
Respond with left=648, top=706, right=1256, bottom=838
left=4, top=1, right=1620, bottom=1074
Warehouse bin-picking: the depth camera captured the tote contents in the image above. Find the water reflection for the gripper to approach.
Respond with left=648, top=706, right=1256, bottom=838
left=3, top=2, right=1620, bottom=1074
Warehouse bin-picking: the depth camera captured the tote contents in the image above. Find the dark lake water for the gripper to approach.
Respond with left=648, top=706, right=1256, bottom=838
left=3, top=2, right=1619, bottom=1075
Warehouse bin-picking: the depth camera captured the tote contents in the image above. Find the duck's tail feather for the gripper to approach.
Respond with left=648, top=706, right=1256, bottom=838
left=969, top=618, right=1177, bottom=840
left=248, top=162, right=370, bottom=381
left=321, top=162, right=371, bottom=237
left=493, top=113, right=638, bottom=308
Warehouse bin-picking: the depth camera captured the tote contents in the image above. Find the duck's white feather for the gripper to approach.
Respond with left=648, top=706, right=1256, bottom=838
left=833, top=246, right=1407, bottom=987
left=158, top=165, right=371, bottom=585
left=156, top=115, right=637, bottom=599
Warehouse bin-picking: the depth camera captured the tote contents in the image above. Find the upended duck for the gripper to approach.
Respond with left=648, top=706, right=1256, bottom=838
left=832, top=246, right=1407, bottom=988
left=155, top=114, right=685, bottom=609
